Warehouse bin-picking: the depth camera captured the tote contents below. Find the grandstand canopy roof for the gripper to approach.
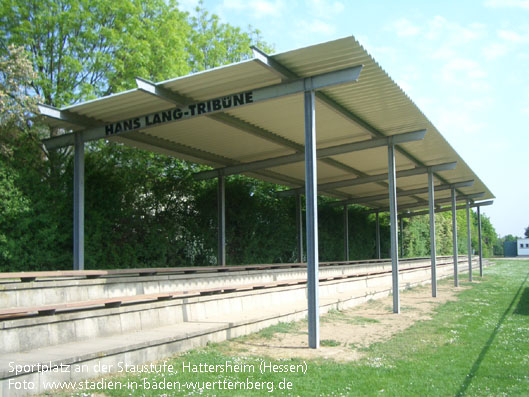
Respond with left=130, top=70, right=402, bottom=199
left=41, top=36, right=494, bottom=211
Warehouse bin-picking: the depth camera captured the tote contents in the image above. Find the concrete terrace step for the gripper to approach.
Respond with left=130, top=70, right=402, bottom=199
left=0, top=258, right=449, bottom=310
left=0, top=321, right=230, bottom=379
left=0, top=258, right=484, bottom=396
left=0, top=259, right=452, bottom=321
left=0, top=258, right=422, bottom=283
left=0, top=300, right=312, bottom=396
left=0, top=259, right=467, bottom=356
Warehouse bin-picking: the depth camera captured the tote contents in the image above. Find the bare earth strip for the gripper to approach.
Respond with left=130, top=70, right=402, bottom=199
left=221, top=281, right=471, bottom=362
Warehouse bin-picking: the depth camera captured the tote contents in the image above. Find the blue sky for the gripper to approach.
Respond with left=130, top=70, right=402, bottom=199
left=181, top=0, right=528, bottom=238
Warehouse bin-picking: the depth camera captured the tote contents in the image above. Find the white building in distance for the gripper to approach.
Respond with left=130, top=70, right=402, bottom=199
left=518, top=238, right=529, bottom=256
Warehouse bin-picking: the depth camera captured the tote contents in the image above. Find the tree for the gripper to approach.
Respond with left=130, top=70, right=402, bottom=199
left=0, top=0, right=191, bottom=112
left=0, top=45, right=41, bottom=156
left=188, top=2, right=271, bottom=72
left=0, top=0, right=275, bottom=270
left=525, top=226, right=529, bottom=238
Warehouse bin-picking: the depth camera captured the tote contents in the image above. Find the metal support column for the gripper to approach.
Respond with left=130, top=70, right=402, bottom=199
left=296, top=193, right=303, bottom=263
left=466, top=199, right=472, bottom=281
left=477, top=205, right=483, bottom=277
left=451, top=187, right=459, bottom=287
left=344, top=205, right=349, bottom=262
left=73, top=132, right=84, bottom=271
left=428, top=169, right=437, bottom=297
left=304, top=89, right=319, bottom=349
left=388, top=144, right=400, bottom=313
left=399, top=216, right=404, bottom=257
left=217, top=175, right=226, bottom=266
left=376, top=211, right=381, bottom=259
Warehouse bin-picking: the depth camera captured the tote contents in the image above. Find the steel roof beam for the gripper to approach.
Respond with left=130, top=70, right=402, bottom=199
left=136, top=76, right=360, bottom=197
left=38, top=104, right=100, bottom=128
left=252, top=46, right=298, bottom=81
left=116, top=131, right=307, bottom=188
left=251, top=46, right=464, bottom=198
left=134, top=77, right=356, bottom=198
left=136, top=77, right=189, bottom=104
left=42, top=65, right=362, bottom=150
left=400, top=200, right=493, bottom=218
left=369, top=192, right=485, bottom=213
left=276, top=161, right=457, bottom=197
left=137, top=78, right=314, bottom=156
left=328, top=179, right=474, bottom=207
left=193, top=129, right=426, bottom=181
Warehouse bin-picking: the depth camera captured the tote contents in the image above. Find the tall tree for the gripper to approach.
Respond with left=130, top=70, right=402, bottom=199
left=188, top=2, right=270, bottom=72
left=0, top=0, right=190, bottom=113
left=0, top=0, right=276, bottom=270
left=0, top=45, right=41, bottom=155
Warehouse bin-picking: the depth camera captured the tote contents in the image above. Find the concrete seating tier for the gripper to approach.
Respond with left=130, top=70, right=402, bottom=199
left=0, top=257, right=437, bottom=283
left=0, top=257, right=482, bottom=396
left=0, top=257, right=445, bottom=312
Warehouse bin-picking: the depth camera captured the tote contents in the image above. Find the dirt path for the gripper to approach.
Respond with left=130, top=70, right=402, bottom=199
left=220, top=281, right=470, bottom=362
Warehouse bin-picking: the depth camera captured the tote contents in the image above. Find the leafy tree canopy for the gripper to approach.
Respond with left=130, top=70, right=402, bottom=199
left=0, top=0, right=269, bottom=111
left=0, top=45, right=41, bottom=156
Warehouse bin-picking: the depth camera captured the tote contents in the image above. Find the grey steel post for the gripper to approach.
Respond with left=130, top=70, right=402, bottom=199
left=388, top=143, right=400, bottom=313
left=428, top=169, right=437, bottom=297
left=296, top=193, right=303, bottom=263
left=478, top=205, right=483, bottom=277
left=304, top=89, right=319, bottom=349
left=218, top=175, right=226, bottom=266
left=376, top=211, right=381, bottom=259
left=466, top=199, right=472, bottom=281
left=73, top=132, right=84, bottom=270
left=399, top=215, right=404, bottom=257
left=451, top=187, right=459, bottom=287
left=344, top=205, right=349, bottom=262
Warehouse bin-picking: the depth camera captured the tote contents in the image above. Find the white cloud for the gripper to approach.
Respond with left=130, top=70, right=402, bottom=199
left=441, top=58, right=488, bottom=84
left=296, top=19, right=336, bottom=35
left=431, top=46, right=457, bottom=60
left=482, top=29, right=529, bottom=60
left=307, top=0, right=345, bottom=17
left=424, top=15, right=447, bottom=40
left=484, top=0, right=529, bottom=9
left=498, top=29, right=526, bottom=42
left=392, top=18, right=421, bottom=37
left=431, top=100, right=491, bottom=146
left=220, top=0, right=286, bottom=18
left=424, top=16, right=485, bottom=43
left=483, top=42, right=510, bottom=60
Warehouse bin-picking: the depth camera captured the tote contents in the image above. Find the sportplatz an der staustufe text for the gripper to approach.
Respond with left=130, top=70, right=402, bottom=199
left=8, top=359, right=307, bottom=393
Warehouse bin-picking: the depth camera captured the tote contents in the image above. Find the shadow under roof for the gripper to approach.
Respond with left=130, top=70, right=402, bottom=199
left=41, top=36, right=494, bottom=211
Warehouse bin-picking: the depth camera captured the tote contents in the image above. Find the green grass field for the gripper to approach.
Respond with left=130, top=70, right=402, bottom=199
left=58, top=259, right=529, bottom=396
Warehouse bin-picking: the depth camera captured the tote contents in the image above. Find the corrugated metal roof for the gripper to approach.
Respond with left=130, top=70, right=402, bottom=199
left=41, top=36, right=494, bottom=210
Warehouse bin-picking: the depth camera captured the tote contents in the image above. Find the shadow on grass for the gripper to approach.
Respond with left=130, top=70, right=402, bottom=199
left=514, top=288, right=529, bottom=315
left=456, top=271, right=529, bottom=396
